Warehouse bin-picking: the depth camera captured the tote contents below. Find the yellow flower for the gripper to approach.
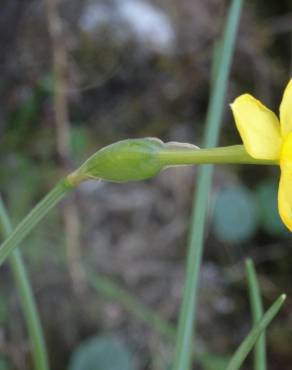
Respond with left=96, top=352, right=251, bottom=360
left=230, top=79, right=292, bottom=232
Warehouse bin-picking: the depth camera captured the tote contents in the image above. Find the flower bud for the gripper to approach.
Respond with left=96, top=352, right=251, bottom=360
left=68, top=138, right=165, bottom=185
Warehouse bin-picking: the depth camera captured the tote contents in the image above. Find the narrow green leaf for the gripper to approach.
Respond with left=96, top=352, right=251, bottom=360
left=245, top=259, right=266, bottom=370
left=87, top=269, right=227, bottom=368
left=87, top=269, right=175, bottom=339
left=0, top=196, right=50, bottom=370
left=172, top=1, right=243, bottom=370
left=226, top=294, right=286, bottom=370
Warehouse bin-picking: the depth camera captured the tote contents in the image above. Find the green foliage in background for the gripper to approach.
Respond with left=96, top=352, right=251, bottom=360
left=0, top=0, right=289, bottom=369
left=255, top=180, right=288, bottom=236
left=69, top=336, right=135, bottom=370
left=213, top=187, right=258, bottom=243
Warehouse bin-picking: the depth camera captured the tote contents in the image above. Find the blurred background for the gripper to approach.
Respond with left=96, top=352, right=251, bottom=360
left=1, top=0, right=292, bottom=369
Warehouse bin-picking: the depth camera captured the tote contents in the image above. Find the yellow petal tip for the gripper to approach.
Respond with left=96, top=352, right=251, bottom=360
left=231, top=92, right=281, bottom=160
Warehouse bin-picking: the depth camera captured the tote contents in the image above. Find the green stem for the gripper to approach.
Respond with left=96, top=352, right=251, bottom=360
left=172, top=1, right=244, bottom=370
left=158, top=145, right=277, bottom=166
left=246, top=259, right=266, bottom=370
left=0, top=196, right=50, bottom=370
left=0, top=144, right=277, bottom=270
left=0, top=179, right=72, bottom=267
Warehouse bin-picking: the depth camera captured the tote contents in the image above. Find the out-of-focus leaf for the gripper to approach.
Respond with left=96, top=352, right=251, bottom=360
left=212, top=187, right=258, bottom=243
left=255, top=180, right=288, bottom=236
left=0, top=296, right=8, bottom=325
left=38, top=75, right=54, bottom=95
left=9, top=93, right=38, bottom=129
left=69, top=335, right=136, bottom=370
left=4, top=155, right=42, bottom=220
left=70, top=126, right=90, bottom=159
left=199, top=353, right=229, bottom=370
left=0, top=358, right=10, bottom=370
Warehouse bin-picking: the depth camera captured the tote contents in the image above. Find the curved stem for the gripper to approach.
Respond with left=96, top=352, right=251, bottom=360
left=0, top=196, right=50, bottom=370
left=0, top=145, right=278, bottom=270
left=158, top=145, right=277, bottom=166
left=0, top=179, right=73, bottom=267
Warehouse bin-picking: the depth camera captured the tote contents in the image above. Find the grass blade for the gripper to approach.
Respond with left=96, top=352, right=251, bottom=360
left=87, top=269, right=175, bottom=339
left=226, top=294, right=286, bottom=370
left=245, top=259, right=266, bottom=370
left=0, top=196, right=50, bottom=370
left=87, top=269, right=228, bottom=367
left=172, top=1, right=243, bottom=370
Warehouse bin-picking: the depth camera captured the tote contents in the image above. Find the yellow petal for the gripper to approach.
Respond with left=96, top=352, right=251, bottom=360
left=280, top=79, right=292, bottom=137
left=231, top=94, right=282, bottom=160
left=278, top=133, right=292, bottom=232
left=278, top=171, right=292, bottom=232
